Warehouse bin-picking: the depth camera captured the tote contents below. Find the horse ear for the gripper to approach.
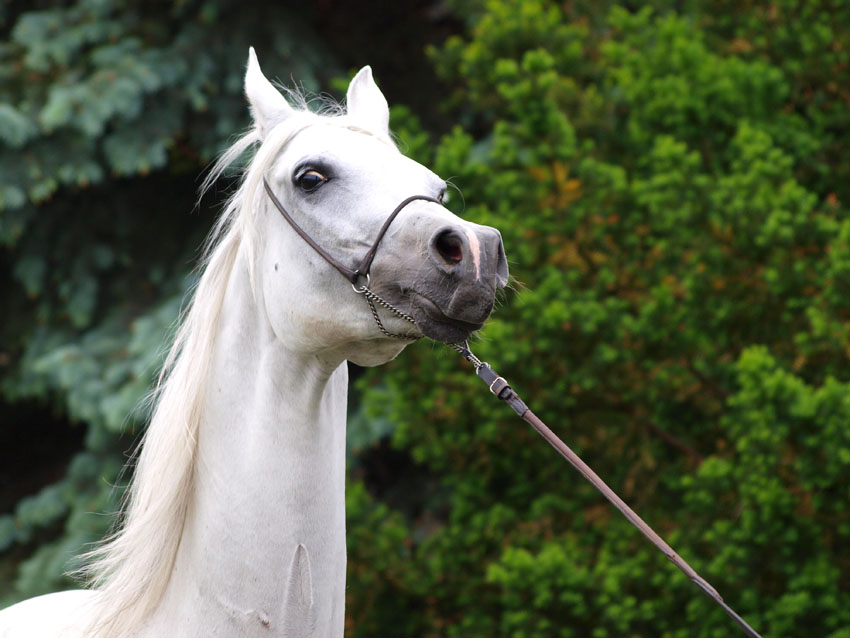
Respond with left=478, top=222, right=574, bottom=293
left=245, top=47, right=294, bottom=139
left=346, top=66, right=390, bottom=137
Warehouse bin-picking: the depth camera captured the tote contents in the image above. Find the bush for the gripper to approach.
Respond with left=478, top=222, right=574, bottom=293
left=346, top=2, right=850, bottom=636
left=3, top=2, right=849, bottom=635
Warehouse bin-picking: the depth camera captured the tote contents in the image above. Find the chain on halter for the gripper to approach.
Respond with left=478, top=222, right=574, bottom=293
left=448, top=340, right=485, bottom=369
left=263, top=177, right=440, bottom=341
left=351, top=275, right=419, bottom=340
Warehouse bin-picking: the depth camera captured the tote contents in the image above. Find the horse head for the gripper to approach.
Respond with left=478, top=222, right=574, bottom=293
left=244, top=50, right=508, bottom=365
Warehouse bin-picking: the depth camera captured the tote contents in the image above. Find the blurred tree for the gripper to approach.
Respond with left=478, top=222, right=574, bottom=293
left=3, top=1, right=850, bottom=637
left=346, top=1, right=850, bottom=637
left=0, top=0, right=340, bottom=604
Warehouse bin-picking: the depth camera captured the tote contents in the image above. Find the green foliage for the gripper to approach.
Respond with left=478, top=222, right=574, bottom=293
left=0, top=0, right=336, bottom=605
left=3, top=1, right=850, bottom=636
left=347, top=1, right=850, bottom=636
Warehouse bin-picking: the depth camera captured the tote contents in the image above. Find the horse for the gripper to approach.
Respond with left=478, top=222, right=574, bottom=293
left=0, top=49, right=508, bottom=637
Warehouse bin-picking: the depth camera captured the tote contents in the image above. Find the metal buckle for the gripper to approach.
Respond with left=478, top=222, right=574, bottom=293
left=489, top=376, right=508, bottom=396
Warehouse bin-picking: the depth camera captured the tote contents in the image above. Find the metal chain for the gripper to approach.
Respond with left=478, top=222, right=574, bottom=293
left=353, top=280, right=419, bottom=340
left=448, top=341, right=485, bottom=369
left=351, top=277, right=483, bottom=366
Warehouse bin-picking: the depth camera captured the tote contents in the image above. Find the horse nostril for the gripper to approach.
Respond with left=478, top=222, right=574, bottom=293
left=434, top=230, right=464, bottom=265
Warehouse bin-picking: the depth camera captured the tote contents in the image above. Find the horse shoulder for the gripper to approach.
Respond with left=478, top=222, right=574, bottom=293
left=0, top=590, right=96, bottom=638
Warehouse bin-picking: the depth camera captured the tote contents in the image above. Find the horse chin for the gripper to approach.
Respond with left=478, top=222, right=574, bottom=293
left=409, top=293, right=486, bottom=344
left=348, top=339, right=412, bottom=367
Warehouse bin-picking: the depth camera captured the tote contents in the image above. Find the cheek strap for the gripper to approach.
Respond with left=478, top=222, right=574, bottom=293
left=263, top=178, right=440, bottom=284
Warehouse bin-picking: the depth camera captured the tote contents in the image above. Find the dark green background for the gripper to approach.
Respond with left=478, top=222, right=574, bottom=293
left=2, top=1, right=849, bottom=636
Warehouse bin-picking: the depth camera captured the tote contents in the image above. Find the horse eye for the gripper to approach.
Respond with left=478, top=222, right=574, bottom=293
left=298, top=170, right=327, bottom=192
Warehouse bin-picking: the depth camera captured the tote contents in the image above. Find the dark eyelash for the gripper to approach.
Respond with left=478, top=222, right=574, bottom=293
left=293, top=159, right=334, bottom=183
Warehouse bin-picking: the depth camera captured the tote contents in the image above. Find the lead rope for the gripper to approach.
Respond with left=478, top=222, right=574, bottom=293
left=450, top=340, right=765, bottom=638
left=263, top=178, right=763, bottom=636
left=357, top=289, right=764, bottom=637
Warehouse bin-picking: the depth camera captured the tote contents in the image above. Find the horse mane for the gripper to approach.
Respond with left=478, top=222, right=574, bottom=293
left=79, top=87, right=360, bottom=638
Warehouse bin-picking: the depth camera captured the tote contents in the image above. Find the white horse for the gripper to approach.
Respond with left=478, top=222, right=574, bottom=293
left=0, top=49, right=507, bottom=637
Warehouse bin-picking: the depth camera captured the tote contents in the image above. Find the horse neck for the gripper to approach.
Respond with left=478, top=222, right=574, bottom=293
left=142, top=245, right=349, bottom=638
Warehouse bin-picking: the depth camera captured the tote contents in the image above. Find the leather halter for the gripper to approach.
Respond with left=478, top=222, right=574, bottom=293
left=262, top=178, right=440, bottom=284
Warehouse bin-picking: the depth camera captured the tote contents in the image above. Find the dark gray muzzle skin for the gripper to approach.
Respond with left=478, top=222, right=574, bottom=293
left=372, top=219, right=509, bottom=344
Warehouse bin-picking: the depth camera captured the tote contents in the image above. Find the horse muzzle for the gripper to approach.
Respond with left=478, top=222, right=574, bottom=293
left=407, top=223, right=508, bottom=343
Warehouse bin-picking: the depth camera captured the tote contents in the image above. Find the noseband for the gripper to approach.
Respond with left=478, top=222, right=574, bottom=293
left=263, top=178, right=439, bottom=285
left=262, top=177, right=440, bottom=338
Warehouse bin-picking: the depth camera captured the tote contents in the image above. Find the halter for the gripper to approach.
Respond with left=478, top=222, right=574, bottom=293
left=262, top=178, right=764, bottom=638
left=263, top=177, right=438, bottom=338
left=263, top=178, right=439, bottom=285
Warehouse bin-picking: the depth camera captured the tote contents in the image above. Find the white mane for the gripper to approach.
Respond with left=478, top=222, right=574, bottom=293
left=79, top=94, right=364, bottom=638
